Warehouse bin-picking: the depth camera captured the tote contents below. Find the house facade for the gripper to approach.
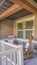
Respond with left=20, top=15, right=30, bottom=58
left=0, top=14, right=37, bottom=40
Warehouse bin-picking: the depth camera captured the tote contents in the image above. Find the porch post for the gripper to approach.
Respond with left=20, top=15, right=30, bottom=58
left=34, top=15, right=37, bottom=40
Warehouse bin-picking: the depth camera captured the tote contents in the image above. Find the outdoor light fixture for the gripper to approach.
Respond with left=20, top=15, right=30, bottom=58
left=0, top=0, right=6, bottom=6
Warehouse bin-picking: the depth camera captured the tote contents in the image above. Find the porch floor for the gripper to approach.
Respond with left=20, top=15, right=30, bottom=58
left=24, top=56, right=37, bottom=65
left=0, top=56, right=37, bottom=65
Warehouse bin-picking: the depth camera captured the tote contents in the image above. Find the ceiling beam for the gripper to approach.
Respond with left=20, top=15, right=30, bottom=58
left=10, top=0, right=37, bottom=14
left=0, top=4, right=22, bottom=20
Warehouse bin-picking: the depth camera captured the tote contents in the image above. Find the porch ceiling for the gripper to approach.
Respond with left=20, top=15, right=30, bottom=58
left=34, top=0, right=37, bottom=3
left=6, top=9, right=32, bottom=20
left=0, top=0, right=37, bottom=21
left=0, top=0, right=14, bottom=14
left=27, top=0, right=37, bottom=8
left=10, top=0, right=37, bottom=13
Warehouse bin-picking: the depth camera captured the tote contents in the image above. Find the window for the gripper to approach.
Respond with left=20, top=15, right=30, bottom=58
left=17, top=22, right=23, bottom=38
left=25, top=20, right=34, bottom=39
left=16, top=16, right=34, bottom=39
left=17, top=22, right=23, bottom=30
left=25, top=20, right=33, bottom=29
left=17, top=31, right=23, bottom=38
left=25, top=31, right=32, bottom=39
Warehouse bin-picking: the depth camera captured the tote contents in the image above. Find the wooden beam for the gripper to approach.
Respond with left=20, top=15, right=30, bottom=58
left=0, top=4, right=22, bottom=20
left=10, top=0, right=37, bottom=14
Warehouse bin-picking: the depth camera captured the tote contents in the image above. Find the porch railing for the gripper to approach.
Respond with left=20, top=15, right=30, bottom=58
left=0, top=41, right=23, bottom=65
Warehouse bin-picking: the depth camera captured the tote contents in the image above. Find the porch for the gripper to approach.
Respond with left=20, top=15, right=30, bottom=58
left=0, top=0, right=37, bottom=65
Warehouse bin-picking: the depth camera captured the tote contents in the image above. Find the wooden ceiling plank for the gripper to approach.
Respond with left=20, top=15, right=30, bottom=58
left=0, top=0, right=14, bottom=14
left=3, top=4, right=10, bottom=8
left=0, top=5, right=8, bottom=9
left=3, top=0, right=13, bottom=6
left=0, top=8, right=5, bottom=12
left=0, top=4, right=22, bottom=20
left=3, top=2, right=11, bottom=6
left=10, top=0, right=37, bottom=14
left=0, top=10, right=3, bottom=13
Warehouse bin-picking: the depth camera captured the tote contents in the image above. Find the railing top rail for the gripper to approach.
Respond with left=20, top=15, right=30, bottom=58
left=0, top=40, right=22, bottom=48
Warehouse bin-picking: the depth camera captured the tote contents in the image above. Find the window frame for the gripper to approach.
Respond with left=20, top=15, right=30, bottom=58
left=16, top=15, right=35, bottom=39
left=16, top=21, right=23, bottom=38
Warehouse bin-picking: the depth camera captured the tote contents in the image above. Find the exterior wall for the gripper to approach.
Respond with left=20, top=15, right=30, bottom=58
left=0, top=19, right=13, bottom=39
left=12, top=15, right=37, bottom=40
left=13, top=15, right=34, bottom=39
left=0, top=15, right=37, bottom=40
left=12, top=21, right=17, bottom=37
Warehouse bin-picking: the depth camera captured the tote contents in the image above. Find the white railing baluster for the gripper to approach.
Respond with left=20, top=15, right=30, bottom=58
left=0, top=41, right=23, bottom=65
left=10, top=51, right=12, bottom=65
left=2, top=55, right=6, bottom=65
left=2, top=41, right=4, bottom=52
left=18, top=45, right=23, bottom=65
left=17, top=48, right=19, bottom=65
left=14, top=48, right=16, bottom=65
